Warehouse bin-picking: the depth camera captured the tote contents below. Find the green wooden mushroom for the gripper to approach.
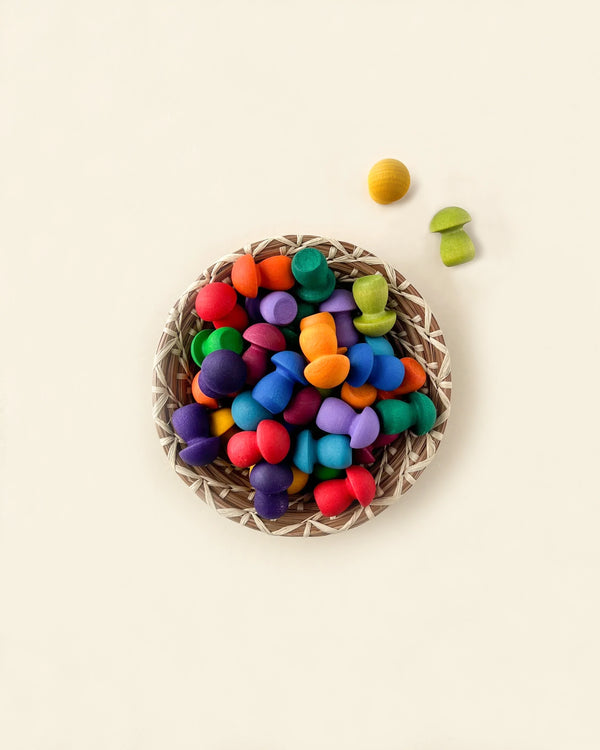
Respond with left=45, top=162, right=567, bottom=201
left=190, top=327, right=243, bottom=367
left=429, top=206, right=475, bottom=267
left=374, top=392, right=437, bottom=436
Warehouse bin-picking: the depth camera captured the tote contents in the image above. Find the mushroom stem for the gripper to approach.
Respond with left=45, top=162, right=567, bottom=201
left=439, top=227, right=475, bottom=267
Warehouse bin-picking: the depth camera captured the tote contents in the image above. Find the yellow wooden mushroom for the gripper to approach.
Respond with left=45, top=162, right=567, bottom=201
left=368, top=158, right=411, bottom=204
left=287, top=466, right=309, bottom=495
left=209, top=407, right=235, bottom=437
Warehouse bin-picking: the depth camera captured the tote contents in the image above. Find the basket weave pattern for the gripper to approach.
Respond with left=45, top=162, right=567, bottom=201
left=152, top=235, right=452, bottom=536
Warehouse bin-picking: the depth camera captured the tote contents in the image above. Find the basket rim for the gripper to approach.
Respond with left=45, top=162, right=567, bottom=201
left=152, top=234, right=452, bottom=537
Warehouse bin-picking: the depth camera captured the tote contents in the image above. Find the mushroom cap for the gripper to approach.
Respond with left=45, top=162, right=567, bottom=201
left=319, top=288, right=357, bottom=314
left=292, top=429, right=317, bottom=474
left=190, top=329, right=212, bottom=367
left=304, top=354, right=350, bottom=389
left=271, top=351, right=308, bottom=385
left=368, top=159, right=411, bottom=204
left=194, top=282, right=237, bottom=322
left=171, top=403, right=210, bottom=443
left=204, top=327, right=243, bottom=357
left=345, top=466, right=376, bottom=507
left=231, top=253, right=259, bottom=298
left=409, top=391, right=437, bottom=435
left=250, top=461, right=293, bottom=493
left=256, top=420, right=291, bottom=464
left=179, top=436, right=220, bottom=466
left=346, top=343, right=374, bottom=388
left=299, top=311, right=336, bottom=332
left=198, top=350, right=247, bottom=397
left=231, top=391, right=273, bottom=430
left=349, top=406, right=380, bottom=449
left=259, top=291, right=298, bottom=326
left=364, top=335, right=394, bottom=356
left=283, top=386, right=322, bottom=426
left=429, top=206, right=472, bottom=233
left=242, top=322, right=286, bottom=351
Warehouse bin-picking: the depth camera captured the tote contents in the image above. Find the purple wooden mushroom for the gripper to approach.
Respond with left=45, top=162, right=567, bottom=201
left=250, top=461, right=293, bottom=519
left=242, top=323, right=286, bottom=385
left=198, top=350, right=247, bottom=399
left=319, top=288, right=359, bottom=348
left=245, top=291, right=266, bottom=323
left=171, top=403, right=220, bottom=466
left=316, top=397, right=380, bottom=449
left=259, top=291, right=298, bottom=326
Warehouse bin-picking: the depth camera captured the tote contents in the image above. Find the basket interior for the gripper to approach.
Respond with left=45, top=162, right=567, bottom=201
left=152, top=235, right=451, bottom=537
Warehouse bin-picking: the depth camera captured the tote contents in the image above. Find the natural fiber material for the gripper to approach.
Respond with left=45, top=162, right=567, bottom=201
left=152, top=235, right=452, bottom=537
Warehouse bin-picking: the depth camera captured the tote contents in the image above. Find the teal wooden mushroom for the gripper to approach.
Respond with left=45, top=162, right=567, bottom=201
left=374, top=392, right=437, bottom=436
left=429, top=206, right=475, bottom=266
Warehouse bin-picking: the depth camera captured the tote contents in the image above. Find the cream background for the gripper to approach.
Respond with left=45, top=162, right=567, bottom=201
left=1, top=1, right=600, bottom=748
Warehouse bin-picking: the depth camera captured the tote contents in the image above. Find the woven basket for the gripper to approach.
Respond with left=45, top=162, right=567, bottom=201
left=152, top=235, right=452, bottom=537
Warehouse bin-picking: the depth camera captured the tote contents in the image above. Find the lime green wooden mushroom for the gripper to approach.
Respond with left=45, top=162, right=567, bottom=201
left=352, top=274, right=396, bottom=337
left=429, top=206, right=475, bottom=267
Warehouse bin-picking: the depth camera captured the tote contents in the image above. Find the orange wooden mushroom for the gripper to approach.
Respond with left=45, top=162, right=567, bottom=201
left=377, top=357, right=427, bottom=399
left=191, top=371, right=219, bottom=409
left=231, top=255, right=295, bottom=298
left=299, top=313, right=350, bottom=389
left=341, top=382, right=377, bottom=409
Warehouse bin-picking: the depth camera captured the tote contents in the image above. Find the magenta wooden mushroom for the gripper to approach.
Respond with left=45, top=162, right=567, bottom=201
left=242, top=323, right=286, bottom=385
